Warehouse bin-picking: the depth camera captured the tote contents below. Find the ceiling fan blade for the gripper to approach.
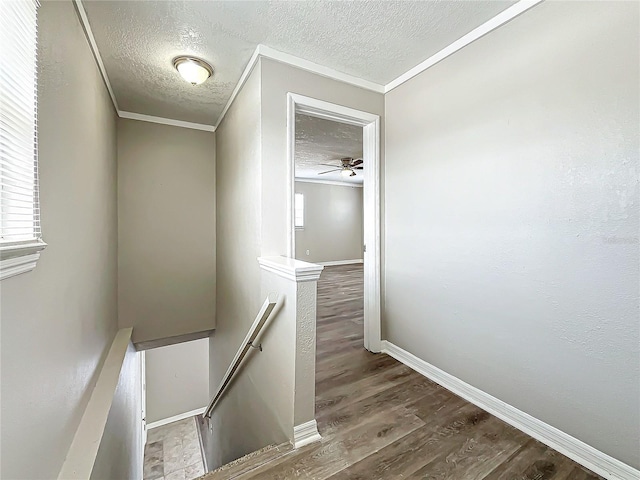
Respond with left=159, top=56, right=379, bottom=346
left=319, top=163, right=340, bottom=167
left=351, top=159, right=363, bottom=166
left=318, top=169, right=341, bottom=175
left=354, top=166, right=363, bottom=170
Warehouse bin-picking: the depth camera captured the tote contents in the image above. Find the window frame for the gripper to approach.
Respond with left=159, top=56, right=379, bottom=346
left=294, top=193, right=304, bottom=230
left=0, top=0, right=46, bottom=281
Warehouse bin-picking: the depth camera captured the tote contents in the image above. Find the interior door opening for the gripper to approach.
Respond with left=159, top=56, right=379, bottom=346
left=286, top=93, right=381, bottom=354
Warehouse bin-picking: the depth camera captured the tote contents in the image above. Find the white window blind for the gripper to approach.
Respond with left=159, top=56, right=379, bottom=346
left=294, top=193, right=304, bottom=228
left=0, top=0, right=41, bottom=247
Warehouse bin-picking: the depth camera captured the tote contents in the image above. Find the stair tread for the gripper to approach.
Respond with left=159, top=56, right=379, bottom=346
left=198, top=442, right=293, bottom=480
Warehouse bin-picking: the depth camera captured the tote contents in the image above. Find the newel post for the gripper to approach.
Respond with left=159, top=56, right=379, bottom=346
left=258, top=256, right=323, bottom=448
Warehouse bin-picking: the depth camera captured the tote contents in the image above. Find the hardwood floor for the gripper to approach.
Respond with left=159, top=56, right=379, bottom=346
left=204, top=264, right=603, bottom=479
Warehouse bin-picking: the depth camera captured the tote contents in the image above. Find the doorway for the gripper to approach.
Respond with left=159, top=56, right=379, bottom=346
left=286, top=93, right=381, bottom=353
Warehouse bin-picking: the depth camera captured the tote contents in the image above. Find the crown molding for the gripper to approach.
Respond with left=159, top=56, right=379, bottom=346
left=75, top=0, right=543, bottom=131
left=214, top=46, right=262, bottom=130
left=294, top=177, right=363, bottom=188
left=119, top=111, right=216, bottom=132
left=73, top=0, right=119, bottom=112
left=75, top=0, right=216, bottom=133
left=258, top=45, right=385, bottom=94
left=384, top=0, right=544, bottom=93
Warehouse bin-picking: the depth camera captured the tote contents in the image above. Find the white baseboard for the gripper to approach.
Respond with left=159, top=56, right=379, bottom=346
left=147, top=407, right=206, bottom=430
left=381, top=341, right=639, bottom=480
left=293, top=420, right=321, bottom=449
left=316, top=259, right=363, bottom=266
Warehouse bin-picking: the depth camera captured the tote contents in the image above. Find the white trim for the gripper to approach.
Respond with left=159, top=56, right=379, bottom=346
left=215, top=46, right=262, bottom=129
left=139, top=350, right=146, bottom=478
left=258, top=256, right=324, bottom=283
left=75, top=1, right=218, bottom=133
left=316, top=259, right=363, bottom=267
left=295, top=177, right=363, bottom=188
left=0, top=252, right=42, bottom=280
left=258, top=45, right=384, bottom=94
left=0, top=241, right=47, bottom=281
left=381, top=341, right=640, bottom=480
left=384, top=0, right=544, bottom=93
left=75, top=1, right=542, bottom=132
left=293, top=420, right=321, bottom=449
left=146, top=407, right=206, bottom=430
left=215, top=44, right=385, bottom=131
left=58, top=328, right=133, bottom=480
left=119, top=111, right=216, bottom=132
left=73, top=0, right=119, bottom=112
left=286, top=93, right=381, bottom=353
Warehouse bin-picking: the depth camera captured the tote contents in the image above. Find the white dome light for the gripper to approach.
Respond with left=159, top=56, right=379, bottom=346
left=173, top=56, right=213, bottom=85
left=341, top=168, right=354, bottom=177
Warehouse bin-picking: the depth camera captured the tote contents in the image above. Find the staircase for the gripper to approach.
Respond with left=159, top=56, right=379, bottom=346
left=197, top=442, right=293, bottom=479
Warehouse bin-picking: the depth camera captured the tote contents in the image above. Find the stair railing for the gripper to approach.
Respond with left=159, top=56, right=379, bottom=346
left=203, top=293, right=280, bottom=419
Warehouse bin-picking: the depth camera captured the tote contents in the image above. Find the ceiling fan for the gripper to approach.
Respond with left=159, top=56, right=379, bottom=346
left=318, top=157, right=363, bottom=177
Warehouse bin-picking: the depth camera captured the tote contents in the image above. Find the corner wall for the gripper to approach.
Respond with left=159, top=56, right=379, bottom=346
left=207, top=61, right=281, bottom=469
left=384, top=1, right=639, bottom=468
left=0, top=1, right=119, bottom=477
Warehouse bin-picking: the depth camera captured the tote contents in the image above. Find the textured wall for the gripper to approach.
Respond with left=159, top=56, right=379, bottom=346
left=0, top=2, right=119, bottom=478
left=117, top=118, right=216, bottom=344
left=91, top=343, right=143, bottom=480
left=294, top=181, right=364, bottom=263
left=207, top=61, right=291, bottom=469
left=145, top=338, right=209, bottom=423
left=384, top=1, right=639, bottom=468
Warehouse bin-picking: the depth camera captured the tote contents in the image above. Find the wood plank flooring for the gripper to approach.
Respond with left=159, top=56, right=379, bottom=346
left=203, top=264, right=603, bottom=479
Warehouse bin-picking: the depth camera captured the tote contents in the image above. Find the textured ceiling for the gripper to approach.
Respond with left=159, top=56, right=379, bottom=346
left=295, top=114, right=363, bottom=186
left=82, top=0, right=515, bottom=125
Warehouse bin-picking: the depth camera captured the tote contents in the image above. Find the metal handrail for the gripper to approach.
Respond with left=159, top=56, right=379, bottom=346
left=203, top=293, right=280, bottom=419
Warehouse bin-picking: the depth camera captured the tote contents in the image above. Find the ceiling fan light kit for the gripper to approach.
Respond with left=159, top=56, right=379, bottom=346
left=318, top=157, right=363, bottom=178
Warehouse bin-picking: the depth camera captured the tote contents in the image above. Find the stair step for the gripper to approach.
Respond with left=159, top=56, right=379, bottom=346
left=197, top=442, right=293, bottom=480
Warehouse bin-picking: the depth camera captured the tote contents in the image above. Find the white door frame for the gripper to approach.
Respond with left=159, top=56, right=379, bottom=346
left=286, top=93, right=381, bottom=353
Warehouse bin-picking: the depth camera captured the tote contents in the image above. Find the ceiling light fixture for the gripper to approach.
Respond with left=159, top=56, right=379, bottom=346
left=341, top=168, right=354, bottom=177
left=173, top=56, right=213, bottom=85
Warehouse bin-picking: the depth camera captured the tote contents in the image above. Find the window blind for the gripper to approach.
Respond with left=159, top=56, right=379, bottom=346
left=0, top=0, right=40, bottom=246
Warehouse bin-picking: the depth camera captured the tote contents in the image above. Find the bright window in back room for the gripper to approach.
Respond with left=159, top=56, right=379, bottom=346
left=294, top=193, right=304, bottom=229
left=0, top=0, right=46, bottom=280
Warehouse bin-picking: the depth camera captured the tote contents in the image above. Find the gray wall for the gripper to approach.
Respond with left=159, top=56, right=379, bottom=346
left=118, top=119, right=216, bottom=344
left=294, top=181, right=363, bottom=263
left=91, top=343, right=143, bottom=480
left=0, top=1, right=119, bottom=478
left=146, top=338, right=209, bottom=423
left=384, top=1, right=639, bottom=468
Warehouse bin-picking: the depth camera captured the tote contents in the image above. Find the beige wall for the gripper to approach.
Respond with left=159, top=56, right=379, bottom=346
left=207, top=61, right=290, bottom=469
left=294, top=181, right=363, bottom=263
left=91, top=343, right=143, bottom=480
left=384, top=1, right=639, bottom=468
left=145, top=338, right=209, bottom=423
left=117, top=119, right=216, bottom=344
left=0, top=2, right=119, bottom=478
